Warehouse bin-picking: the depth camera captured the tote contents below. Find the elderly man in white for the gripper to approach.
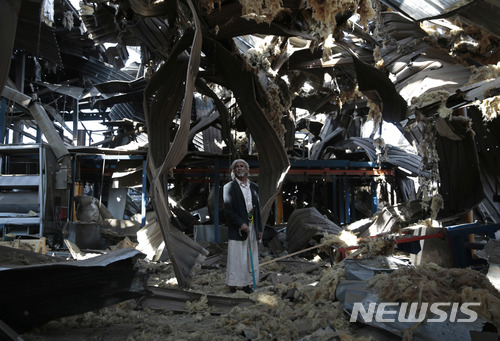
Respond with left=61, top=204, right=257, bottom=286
left=223, top=159, right=262, bottom=294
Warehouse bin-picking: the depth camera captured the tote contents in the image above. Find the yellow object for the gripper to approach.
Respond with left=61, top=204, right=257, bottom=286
left=74, top=181, right=84, bottom=196
left=3, top=233, right=14, bottom=241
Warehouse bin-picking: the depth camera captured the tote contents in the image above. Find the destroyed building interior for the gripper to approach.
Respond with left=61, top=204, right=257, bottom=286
left=2, top=0, right=500, bottom=340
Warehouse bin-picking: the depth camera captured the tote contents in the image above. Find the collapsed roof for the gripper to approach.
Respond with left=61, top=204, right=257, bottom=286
left=2, top=0, right=500, bottom=285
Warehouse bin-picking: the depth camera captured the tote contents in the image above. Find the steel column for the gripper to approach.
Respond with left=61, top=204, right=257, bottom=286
left=214, top=159, right=220, bottom=243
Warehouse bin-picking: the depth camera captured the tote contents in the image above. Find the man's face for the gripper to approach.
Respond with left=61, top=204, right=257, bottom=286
left=233, top=161, right=248, bottom=179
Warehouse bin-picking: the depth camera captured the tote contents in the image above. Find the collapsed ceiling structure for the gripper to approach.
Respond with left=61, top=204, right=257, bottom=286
left=2, top=0, right=500, bottom=334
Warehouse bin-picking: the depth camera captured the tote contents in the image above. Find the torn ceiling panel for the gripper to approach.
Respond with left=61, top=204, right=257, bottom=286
left=61, top=54, right=135, bottom=84
left=107, top=102, right=144, bottom=122
left=310, top=127, right=344, bottom=160
left=292, top=94, right=340, bottom=114
left=458, top=77, right=500, bottom=103
left=375, top=9, right=500, bottom=222
left=382, top=0, right=500, bottom=39
left=435, top=119, right=485, bottom=220
left=3, top=0, right=500, bottom=284
left=15, top=0, right=62, bottom=66
left=94, top=79, right=146, bottom=119
left=194, top=80, right=235, bottom=154
left=4, top=0, right=499, bottom=132
left=36, top=82, right=87, bottom=99
left=56, top=28, right=98, bottom=59
left=50, top=53, right=138, bottom=115
left=380, top=0, right=470, bottom=21
left=125, top=17, right=176, bottom=58
left=201, top=0, right=313, bottom=40
left=339, top=137, right=429, bottom=178
left=144, top=33, right=191, bottom=176
left=95, top=79, right=147, bottom=95
left=128, top=0, right=176, bottom=17
left=204, top=34, right=291, bottom=222
left=351, top=54, right=408, bottom=123
left=468, top=107, right=500, bottom=223
left=143, top=2, right=209, bottom=288
left=381, top=12, right=472, bottom=105
left=455, top=0, right=500, bottom=39
left=96, top=92, right=144, bottom=108
left=80, top=4, right=121, bottom=45
left=398, top=63, right=471, bottom=105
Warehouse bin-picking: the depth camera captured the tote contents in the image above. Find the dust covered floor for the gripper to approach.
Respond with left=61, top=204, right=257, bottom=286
left=17, top=244, right=389, bottom=341
left=15, top=242, right=500, bottom=341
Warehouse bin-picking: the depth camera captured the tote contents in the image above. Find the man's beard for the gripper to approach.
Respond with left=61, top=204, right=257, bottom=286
left=235, top=170, right=247, bottom=178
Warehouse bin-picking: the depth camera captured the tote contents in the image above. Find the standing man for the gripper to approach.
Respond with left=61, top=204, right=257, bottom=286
left=223, top=159, right=262, bottom=294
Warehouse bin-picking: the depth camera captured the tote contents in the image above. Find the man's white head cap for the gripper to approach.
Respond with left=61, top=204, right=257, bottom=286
left=230, top=159, right=249, bottom=180
left=230, top=159, right=249, bottom=170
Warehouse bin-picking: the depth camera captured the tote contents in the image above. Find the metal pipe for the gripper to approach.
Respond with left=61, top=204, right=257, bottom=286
left=1, top=86, right=72, bottom=187
left=1, top=86, right=70, bottom=160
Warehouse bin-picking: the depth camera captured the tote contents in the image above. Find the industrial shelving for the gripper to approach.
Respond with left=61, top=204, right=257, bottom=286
left=0, top=144, right=46, bottom=237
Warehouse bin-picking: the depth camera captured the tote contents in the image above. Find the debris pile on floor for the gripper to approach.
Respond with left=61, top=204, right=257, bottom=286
left=5, top=226, right=499, bottom=341
left=368, top=263, right=500, bottom=331
left=3, top=204, right=499, bottom=340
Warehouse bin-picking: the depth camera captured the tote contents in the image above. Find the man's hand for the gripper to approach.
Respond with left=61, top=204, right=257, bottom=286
left=240, top=223, right=250, bottom=234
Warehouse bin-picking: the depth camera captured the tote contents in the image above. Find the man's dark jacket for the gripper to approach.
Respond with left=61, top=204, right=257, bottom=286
left=223, top=179, right=262, bottom=241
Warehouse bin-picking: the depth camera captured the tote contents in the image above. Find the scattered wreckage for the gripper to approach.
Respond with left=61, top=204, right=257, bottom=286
left=2, top=196, right=500, bottom=340
left=1, top=0, right=500, bottom=340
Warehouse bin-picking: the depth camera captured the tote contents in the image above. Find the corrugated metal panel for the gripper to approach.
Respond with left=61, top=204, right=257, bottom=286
left=94, top=79, right=146, bottom=94
left=397, top=63, right=471, bottom=104
left=61, top=53, right=134, bottom=84
left=95, top=91, right=143, bottom=108
left=15, top=0, right=62, bottom=66
left=340, top=137, right=428, bottom=177
left=456, top=0, right=500, bottom=39
left=435, top=120, right=484, bottom=220
left=382, top=0, right=500, bottom=39
left=56, top=54, right=145, bottom=121
left=380, top=12, right=471, bottom=105
left=204, top=0, right=308, bottom=40
left=56, top=28, right=96, bottom=57
left=109, top=103, right=144, bottom=123
left=202, top=127, right=223, bottom=154
left=125, top=17, right=174, bottom=58
left=81, top=4, right=139, bottom=46
left=381, top=0, right=471, bottom=21
left=469, top=108, right=500, bottom=223
left=81, top=4, right=119, bottom=45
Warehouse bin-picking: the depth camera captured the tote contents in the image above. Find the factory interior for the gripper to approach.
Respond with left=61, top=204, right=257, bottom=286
left=1, top=0, right=500, bottom=340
